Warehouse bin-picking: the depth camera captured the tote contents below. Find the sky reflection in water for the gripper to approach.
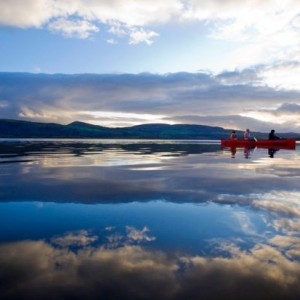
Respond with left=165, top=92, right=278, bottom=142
left=0, top=140, right=300, bottom=300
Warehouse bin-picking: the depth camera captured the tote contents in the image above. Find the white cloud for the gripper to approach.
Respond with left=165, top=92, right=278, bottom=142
left=18, top=106, right=60, bottom=121
left=51, top=230, right=98, bottom=247
left=0, top=0, right=180, bottom=44
left=258, top=62, right=300, bottom=91
left=270, top=235, right=300, bottom=250
left=0, top=0, right=54, bottom=28
left=129, top=28, right=159, bottom=45
left=106, top=38, right=117, bottom=44
left=180, top=0, right=300, bottom=75
left=126, top=226, right=156, bottom=243
left=79, top=110, right=167, bottom=126
left=239, top=102, right=300, bottom=129
left=253, top=192, right=300, bottom=218
left=48, top=18, right=99, bottom=39
left=1, top=0, right=300, bottom=59
left=108, top=22, right=127, bottom=36
left=232, top=211, right=258, bottom=235
left=108, top=22, right=160, bottom=45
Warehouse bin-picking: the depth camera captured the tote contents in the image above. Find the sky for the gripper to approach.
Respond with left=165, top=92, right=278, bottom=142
left=1, top=0, right=300, bottom=132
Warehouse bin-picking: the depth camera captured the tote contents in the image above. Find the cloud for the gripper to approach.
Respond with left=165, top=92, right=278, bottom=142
left=256, top=62, right=300, bottom=91
left=165, top=114, right=284, bottom=132
left=180, top=0, right=300, bottom=73
left=1, top=71, right=300, bottom=131
left=276, top=103, right=300, bottom=113
left=216, top=68, right=260, bottom=85
left=248, top=191, right=300, bottom=236
left=0, top=0, right=54, bottom=28
left=0, top=0, right=299, bottom=52
left=129, top=28, right=159, bottom=45
left=182, top=0, right=299, bottom=39
left=104, top=226, right=156, bottom=249
left=270, top=234, right=300, bottom=259
left=48, top=18, right=99, bottom=39
left=239, top=102, right=300, bottom=130
left=0, top=0, right=181, bottom=44
left=269, top=235, right=300, bottom=259
left=1, top=237, right=300, bottom=299
left=51, top=230, right=98, bottom=247
left=252, top=192, right=300, bottom=218
left=126, top=226, right=156, bottom=243
left=106, top=38, right=117, bottom=44
left=1, top=0, right=300, bottom=88
left=1, top=140, right=299, bottom=205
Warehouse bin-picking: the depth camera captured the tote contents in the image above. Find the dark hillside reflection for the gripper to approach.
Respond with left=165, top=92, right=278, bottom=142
left=0, top=139, right=299, bottom=300
left=0, top=140, right=219, bottom=158
left=0, top=140, right=223, bottom=203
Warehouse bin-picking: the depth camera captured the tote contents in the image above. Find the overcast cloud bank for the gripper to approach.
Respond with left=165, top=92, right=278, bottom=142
left=1, top=71, right=300, bottom=132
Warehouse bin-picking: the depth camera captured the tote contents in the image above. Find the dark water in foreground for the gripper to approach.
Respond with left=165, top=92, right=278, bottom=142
left=0, top=139, right=300, bottom=300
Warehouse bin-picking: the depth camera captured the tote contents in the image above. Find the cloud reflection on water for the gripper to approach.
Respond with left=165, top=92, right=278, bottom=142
left=1, top=231, right=300, bottom=300
left=0, top=141, right=299, bottom=206
left=1, top=141, right=300, bottom=299
left=1, top=142, right=300, bottom=247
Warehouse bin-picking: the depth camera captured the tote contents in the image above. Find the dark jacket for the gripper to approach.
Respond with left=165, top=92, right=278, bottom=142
left=269, top=131, right=280, bottom=140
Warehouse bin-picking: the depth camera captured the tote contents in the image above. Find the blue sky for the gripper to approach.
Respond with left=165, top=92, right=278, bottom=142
left=0, top=19, right=232, bottom=74
left=1, top=0, right=300, bottom=132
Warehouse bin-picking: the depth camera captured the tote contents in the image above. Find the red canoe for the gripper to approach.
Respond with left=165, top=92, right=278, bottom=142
left=220, top=139, right=296, bottom=149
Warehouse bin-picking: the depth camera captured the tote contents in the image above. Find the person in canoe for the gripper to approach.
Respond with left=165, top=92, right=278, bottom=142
left=244, top=129, right=256, bottom=141
left=268, top=129, right=280, bottom=140
left=230, top=130, right=237, bottom=140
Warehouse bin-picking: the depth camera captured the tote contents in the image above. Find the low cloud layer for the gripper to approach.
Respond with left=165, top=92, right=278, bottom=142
left=1, top=71, right=300, bottom=131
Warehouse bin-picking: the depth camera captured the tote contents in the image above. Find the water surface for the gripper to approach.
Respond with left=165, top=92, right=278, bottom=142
left=1, top=139, right=300, bottom=299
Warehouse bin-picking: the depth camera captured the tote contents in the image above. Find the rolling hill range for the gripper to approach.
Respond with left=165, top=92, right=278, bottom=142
left=0, top=119, right=299, bottom=140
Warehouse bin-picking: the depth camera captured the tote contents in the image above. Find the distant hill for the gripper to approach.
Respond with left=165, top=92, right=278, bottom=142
left=0, top=119, right=299, bottom=140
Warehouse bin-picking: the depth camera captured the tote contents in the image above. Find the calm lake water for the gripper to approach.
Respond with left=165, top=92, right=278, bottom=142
left=0, top=139, right=300, bottom=300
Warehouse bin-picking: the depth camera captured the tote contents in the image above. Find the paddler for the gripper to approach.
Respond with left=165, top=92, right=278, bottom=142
left=244, top=129, right=256, bottom=141
left=268, top=129, right=280, bottom=140
left=230, top=130, right=237, bottom=140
